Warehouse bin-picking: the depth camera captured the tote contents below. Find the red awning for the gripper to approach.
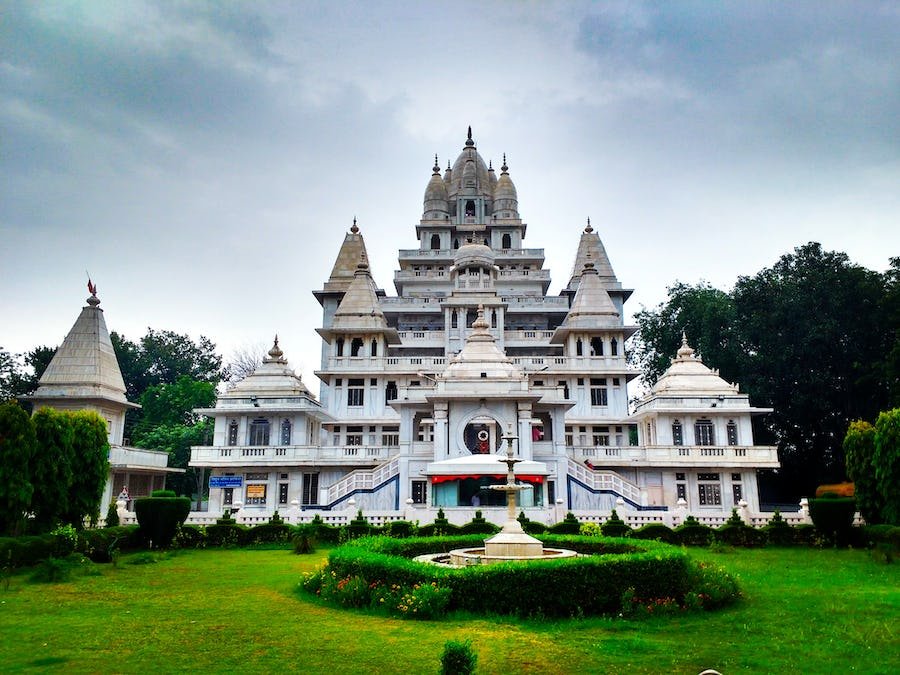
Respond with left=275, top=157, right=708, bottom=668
left=430, top=475, right=544, bottom=484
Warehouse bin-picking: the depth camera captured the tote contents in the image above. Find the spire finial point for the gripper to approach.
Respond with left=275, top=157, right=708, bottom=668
left=585, top=217, right=593, bottom=233
left=86, top=275, right=100, bottom=306
left=677, top=331, right=695, bottom=359
left=266, top=334, right=285, bottom=362
left=432, top=154, right=440, bottom=175
left=350, top=216, right=359, bottom=234
left=501, top=153, right=508, bottom=173
left=465, top=125, right=474, bottom=146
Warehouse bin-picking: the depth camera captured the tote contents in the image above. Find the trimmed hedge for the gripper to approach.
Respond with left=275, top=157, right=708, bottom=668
left=547, top=512, right=581, bottom=535
left=630, top=523, right=679, bottom=545
left=134, top=495, right=191, bottom=548
left=675, top=517, right=714, bottom=546
left=0, top=534, right=58, bottom=568
left=809, top=496, right=857, bottom=544
left=600, top=510, right=632, bottom=538
left=78, top=525, right=142, bottom=562
left=246, top=522, right=294, bottom=544
left=320, top=535, right=700, bottom=618
left=205, top=522, right=249, bottom=547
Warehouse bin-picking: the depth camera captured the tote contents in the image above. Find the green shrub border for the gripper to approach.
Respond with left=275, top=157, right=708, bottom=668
left=321, top=534, right=699, bottom=617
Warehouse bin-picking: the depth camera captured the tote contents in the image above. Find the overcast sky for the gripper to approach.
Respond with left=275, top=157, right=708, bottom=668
left=2, top=1, right=898, bottom=396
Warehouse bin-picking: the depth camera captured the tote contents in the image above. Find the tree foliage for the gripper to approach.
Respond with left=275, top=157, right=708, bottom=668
left=135, top=419, right=212, bottom=506
left=0, top=345, right=56, bottom=402
left=133, top=376, right=216, bottom=442
left=634, top=243, right=895, bottom=500
left=842, top=420, right=881, bottom=524
left=31, top=407, right=75, bottom=530
left=873, top=408, right=900, bottom=525
left=0, top=401, right=36, bottom=535
left=64, top=411, right=110, bottom=528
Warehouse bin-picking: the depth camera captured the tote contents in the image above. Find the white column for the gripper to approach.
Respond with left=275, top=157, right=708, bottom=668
left=433, top=405, right=449, bottom=460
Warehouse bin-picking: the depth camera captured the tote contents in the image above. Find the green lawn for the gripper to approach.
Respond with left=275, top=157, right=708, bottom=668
left=0, top=546, right=897, bottom=673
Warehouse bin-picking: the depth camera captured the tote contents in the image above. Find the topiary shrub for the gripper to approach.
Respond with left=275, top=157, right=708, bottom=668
left=293, top=531, right=315, bottom=554
left=0, top=535, right=58, bottom=568
left=105, top=501, right=120, bottom=528
left=630, top=523, right=678, bottom=544
left=792, top=523, right=817, bottom=546
left=808, top=496, right=857, bottom=545
left=134, top=494, right=191, bottom=549
left=523, top=520, right=547, bottom=534
left=600, top=510, right=631, bottom=538
left=459, top=510, right=500, bottom=535
left=346, top=510, right=372, bottom=540
left=78, top=525, right=142, bottom=562
left=548, top=511, right=581, bottom=534
left=306, top=515, right=342, bottom=544
left=269, top=511, right=284, bottom=524
left=762, top=510, right=795, bottom=546
left=151, top=489, right=177, bottom=498
left=675, top=516, right=714, bottom=546
left=440, top=640, right=477, bottom=675
left=714, top=510, right=764, bottom=547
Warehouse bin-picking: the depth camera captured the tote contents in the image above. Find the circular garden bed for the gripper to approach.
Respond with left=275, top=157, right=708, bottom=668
left=301, top=534, right=740, bottom=619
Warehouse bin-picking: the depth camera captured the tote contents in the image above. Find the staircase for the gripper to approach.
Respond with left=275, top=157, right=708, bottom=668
left=322, top=457, right=400, bottom=507
left=567, top=458, right=643, bottom=504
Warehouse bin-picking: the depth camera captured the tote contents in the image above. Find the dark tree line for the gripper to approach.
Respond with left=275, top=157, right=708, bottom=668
left=632, top=243, right=899, bottom=501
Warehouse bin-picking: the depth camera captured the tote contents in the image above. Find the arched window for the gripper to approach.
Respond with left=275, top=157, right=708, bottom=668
left=727, top=420, right=738, bottom=446
left=611, top=338, right=618, bottom=356
left=430, top=233, right=440, bottom=250
left=228, top=420, right=239, bottom=446
left=576, top=338, right=583, bottom=356
left=451, top=312, right=458, bottom=328
left=591, top=337, right=603, bottom=356
left=465, top=200, right=476, bottom=216
left=281, top=419, right=292, bottom=445
left=336, top=338, right=344, bottom=357
left=371, top=338, right=378, bottom=357
left=694, top=419, right=715, bottom=446
left=350, top=337, right=363, bottom=357
left=672, top=420, right=683, bottom=446
left=491, top=310, right=497, bottom=328
left=501, top=233, right=511, bottom=249
left=453, top=238, right=460, bottom=249
left=483, top=238, right=489, bottom=246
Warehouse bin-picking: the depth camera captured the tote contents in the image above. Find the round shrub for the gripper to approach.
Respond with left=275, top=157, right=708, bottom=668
left=548, top=512, right=581, bottom=535
left=174, top=524, right=206, bottom=549
left=134, top=495, right=191, bottom=549
left=383, top=521, right=418, bottom=538
left=675, top=516, right=714, bottom=546
left=762, top=511, right=795, bottom=546
left=630, top=523, right=679, bottom=545
left=600, top=510, right=631, bottom=538
left=715, top=522, right=764, bottom=547
left=808, top=496, right=857, bottom=545
left=105, top=501, right=120, bottom=528
left=441, top=640, right=477, bottom=675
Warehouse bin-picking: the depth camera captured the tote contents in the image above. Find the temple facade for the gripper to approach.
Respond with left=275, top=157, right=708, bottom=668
left=190, top=130, right=778, bottom=523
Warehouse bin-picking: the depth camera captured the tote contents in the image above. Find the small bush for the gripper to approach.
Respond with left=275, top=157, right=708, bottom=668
left=0, top=535, right=57, bottom=568
left=105, top=501, right=120, bottom=528
left=293, top=532, right=315, bottom=554
left=29, top=554, right=92, bottom=583
left=548, top=512, right=581, bottom=535
left=600, top=510, right=631, bottom=538
left=523, top=520, right=547, bottom=534
left=630, top=523, right=678, bottom=545
left=383, top=521, right=417, bottom=538
left=174, top=524, right=206, bottom=549
left=792, top=524, right=817, bottom=546
left=675, top=516, right=714, bottom=546
left=579, top=522, right=602, bottom=537
left=78, top=526, right=142, bottom=562
left=134, top=495, right=191, bottom=548
left=808, top=496, right=857, bottom=545
left=345, top=510, right=372, bottom=540
left=151, top=489, right=177, bottom=498
left=269, top=511, right=283, bottom=524
left=205, top=523, right=249, bottom=547
left=715, top=513, right=764, bottom=547
left=50, top=524, right=79, bottom=557
left=762, top=510, right=795, bottom=546
left=441, top=640, right=477, bottom=675
left=247, top=522, right=294, bottom=545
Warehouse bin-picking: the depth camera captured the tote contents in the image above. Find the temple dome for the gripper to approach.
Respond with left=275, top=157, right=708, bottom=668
left=442, top=306, right=523, bottom=381
left=453, top=240, right=495, bottom=269
left=447, top=128, right=491, bottom=198
left=650, top=335, right=738, bottom=395
left=224, top=337, right=313, bottom=399
left=423, top=155, right=449, bottom=217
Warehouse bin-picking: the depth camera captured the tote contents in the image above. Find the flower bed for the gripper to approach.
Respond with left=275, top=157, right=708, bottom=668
left=301, top=534, right=740, bottom=619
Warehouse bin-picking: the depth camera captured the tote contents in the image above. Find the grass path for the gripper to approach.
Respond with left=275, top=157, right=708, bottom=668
left=0, top=546, right=897, bottom=673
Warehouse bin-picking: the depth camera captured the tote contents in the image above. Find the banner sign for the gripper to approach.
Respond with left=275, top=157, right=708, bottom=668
left=209, top=476, right=243, bottom=488
left=246, top=484, right=266, bottom=498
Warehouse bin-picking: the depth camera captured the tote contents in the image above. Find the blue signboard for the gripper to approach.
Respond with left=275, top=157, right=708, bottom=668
left=209, top=476, right=243, bottom=488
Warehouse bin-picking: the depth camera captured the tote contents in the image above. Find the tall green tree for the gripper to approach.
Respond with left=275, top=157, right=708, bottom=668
left=843, top=420, right=881, bottom=524
left=733, top=243, right=889, bottom=497
left=880, top=258, right=900, bottom=407
left=64, top=411, right=110, bottom=528
left=631, top=282, right=741, bottom=385
left=133, top=376, right=216, bottom=442
left=0, top=401, right=36, bottom=535
left=873, top=408, right=900, bottom=525
left=31, top=407, right=74, bottom=531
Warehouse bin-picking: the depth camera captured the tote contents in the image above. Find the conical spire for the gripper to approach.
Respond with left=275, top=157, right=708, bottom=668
left=551, top=257, right=620, bottom=343
left=328, top=254, right=394, bottom=336
left=322, top=217, right=371, bottom=293
left=566, top=219, right=618, bottom=291
left=32, top=286, right=133, bottom=406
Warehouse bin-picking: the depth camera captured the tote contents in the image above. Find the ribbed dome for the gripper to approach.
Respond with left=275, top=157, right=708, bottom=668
left=423, top=156, right=449, bottom=217
left=454, top=240, right=495, bottom=269
left=492, top=155, right=518, bottom=216
left=650, top=336, right=738, bottom=396
left=224, top=337, right=312, bottom=399
left=448, top=129, right=491, bottom=198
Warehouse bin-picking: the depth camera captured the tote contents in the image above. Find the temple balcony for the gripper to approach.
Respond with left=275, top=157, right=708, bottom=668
left=567, top=444, right=779, bottom=467
left=190, top=444, right=396, bottom=467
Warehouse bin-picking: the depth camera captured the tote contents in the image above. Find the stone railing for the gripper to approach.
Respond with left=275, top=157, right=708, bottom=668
left=190, top=445, right=394, bottom=465
left=568, top=445, right=779, bottom=467
left=322, top=457, right=401, bottom=506
left=566, top=458, right=643, bottom=503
